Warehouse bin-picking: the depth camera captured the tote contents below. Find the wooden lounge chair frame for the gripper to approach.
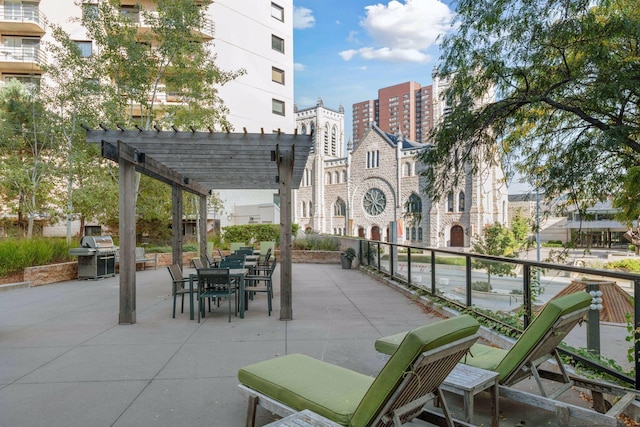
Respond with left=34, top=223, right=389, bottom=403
left=239, top=316, right=480, bottom=427
left=376, top=292, right=640, bottom=426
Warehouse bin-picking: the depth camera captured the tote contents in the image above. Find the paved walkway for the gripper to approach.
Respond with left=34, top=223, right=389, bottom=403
left=0, top=264, right=628, bottom=426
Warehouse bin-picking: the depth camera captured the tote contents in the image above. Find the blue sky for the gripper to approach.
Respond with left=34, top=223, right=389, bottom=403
left=292, top=0, right=455, bottom=140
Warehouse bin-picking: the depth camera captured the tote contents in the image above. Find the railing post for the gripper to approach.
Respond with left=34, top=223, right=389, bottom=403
left=407, top=248, right=411, bottom=286
left=377, top=241, right=381, bottom=272
left=430, top=250, right=436, bottom=295
left=635, top=278, right=640, bottom=390
left=465, top=255, right=472, bottom=307
left=390, top=244, right=395, bottom=278
left=523, top=264, right=532, bottom=328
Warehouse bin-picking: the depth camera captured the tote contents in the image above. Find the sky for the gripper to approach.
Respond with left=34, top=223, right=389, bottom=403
left=291, top=0, right=532, bottom=194
left=291, top=0, right=455, bottom=140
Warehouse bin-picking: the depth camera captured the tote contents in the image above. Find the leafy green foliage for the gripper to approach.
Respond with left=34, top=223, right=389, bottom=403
left=221, top=224, right=298, bottom=246
left=603, top=259, right=640, bottom=273
left=293, top=235, right=341, bottom=251
left=419, top=0, right=640, bottom=222
left=0, top=238, right=73, bottom=276
left=472, top=222, right=519, bottom=287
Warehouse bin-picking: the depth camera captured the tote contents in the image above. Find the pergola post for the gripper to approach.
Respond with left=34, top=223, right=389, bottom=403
left=119, top=155, right=137, bottom=324
left=199, top=193, right=208, bottom=262
left=278, top=148, right=293, bottom=320
left=171, top=184, right=183, bottom=267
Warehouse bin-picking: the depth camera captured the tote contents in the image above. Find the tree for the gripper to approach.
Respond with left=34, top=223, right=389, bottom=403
left=0, top=80, right=58, bottom=237
left=419, top=0, right=640, bottom=221
left=80, top=0, right=244, bottom=131
left=43, top=24, right=121, bottom=240
left=472, top=222, right=520, bottom=289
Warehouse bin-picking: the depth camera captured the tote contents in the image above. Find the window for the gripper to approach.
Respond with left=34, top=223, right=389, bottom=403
left=418, top=227, right=423, bottom=241
left=271, top=34, right=284, bottom=53
left=366, top=150, right=379, bottom=169
left=458, top=191, right=465, bottom=212
left=74, top=41, right=92, bottom=57
left=300, top=123, right=307, bottom=134
left=272, top=98, right=285, bottom=116
left=447, top=192, right=454, bottom=212
left=272, top=67, right=285, bottom=84
left=271, top=2, right=284, bottom=21
left=334, top=199, right=346, bottom=216
left=82, top=2, right=99, bottom=20
left=411, top=227, right=416, bottom=240
left=406, top=193, right=422, bottom=214
left=301, top=201, right=306, bottom=217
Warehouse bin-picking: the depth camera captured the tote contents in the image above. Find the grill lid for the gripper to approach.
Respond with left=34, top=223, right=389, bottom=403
left=81, top=235, right=115, bottom=249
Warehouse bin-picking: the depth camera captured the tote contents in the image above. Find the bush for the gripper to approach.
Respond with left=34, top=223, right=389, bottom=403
left=604, top=259, right=640, bottom=273
left=292, top=235, right=340, bottom=251
left=0, top=238, right=74, bottom=277
left=471, top=280, right=491, bottom=292
left=221, top=224, right=299, bottom=247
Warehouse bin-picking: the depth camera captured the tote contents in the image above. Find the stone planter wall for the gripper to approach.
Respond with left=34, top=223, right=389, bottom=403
left=24, top=262, right=78, bottom=287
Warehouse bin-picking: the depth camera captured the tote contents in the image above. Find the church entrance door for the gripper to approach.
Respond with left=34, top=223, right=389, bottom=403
left=371, top=226, right=381, bottom=241
left=450, top=225, right=464, bottom=247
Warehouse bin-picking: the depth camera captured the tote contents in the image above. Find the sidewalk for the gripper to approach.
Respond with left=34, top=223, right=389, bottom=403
left=0, top=263, right=626, bottom=426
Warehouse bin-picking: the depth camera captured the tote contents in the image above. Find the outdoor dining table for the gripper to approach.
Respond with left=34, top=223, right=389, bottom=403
left=188, top=267, right=249, bottom=320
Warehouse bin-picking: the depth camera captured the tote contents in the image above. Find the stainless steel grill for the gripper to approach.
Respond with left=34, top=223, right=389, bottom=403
left=69, top=236, right=118, bottom=279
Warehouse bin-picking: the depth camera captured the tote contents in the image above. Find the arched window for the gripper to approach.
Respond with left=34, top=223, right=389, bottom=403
left=301, top=123, right=307, bottom=134
left=342, top=170, right=347, bottom=182
left=411, top=227, right=416, bottom=240
left=406, top=193, right=422, bottom=214
left=325, top=172, right=332, bottom=184
left=447, top=192, right=454, bottom=212
left=334, top=171, right=340, bottom=183
left=418, top=227, right=423, bottom=241
left=310, top=122, right=315, bottom=134
left=301, top=201, right=306, bottom=217
left=309, top=201, right=313, bottom=216
left=458, top=191, right=465, bottom=212
left=334, top=198, right=346, bottom=216
left=404, top=162, right=412, bottom=176
left=331, top=126, right=337, bottom=156
left=324, top=123, right=330, bottom=154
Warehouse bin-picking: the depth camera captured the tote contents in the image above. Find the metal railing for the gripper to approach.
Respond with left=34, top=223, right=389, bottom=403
left=0, top=5, right=46, bottom=28
left=358, top=239, right=640, bottom=389
left=0, top=45, right=46, bottom=66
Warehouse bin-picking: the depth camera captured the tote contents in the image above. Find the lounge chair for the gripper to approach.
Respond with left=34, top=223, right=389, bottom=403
left=376, top=291, right=633, bottom=426
left=238, top=315, right=480, bottom=427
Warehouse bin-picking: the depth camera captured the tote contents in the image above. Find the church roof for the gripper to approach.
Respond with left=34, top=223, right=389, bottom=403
left=365, top=123, right=429, bottom=150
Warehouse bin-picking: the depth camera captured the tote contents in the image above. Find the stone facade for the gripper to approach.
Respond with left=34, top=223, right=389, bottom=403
left=295, top=85, right=509, bottom=249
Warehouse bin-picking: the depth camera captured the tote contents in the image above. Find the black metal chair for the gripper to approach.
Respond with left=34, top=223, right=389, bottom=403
left=243, top=260, right=277, bottom=316
left=168, top=264, right=191, bottom=318
left=197, top=268, right=237, bottom=322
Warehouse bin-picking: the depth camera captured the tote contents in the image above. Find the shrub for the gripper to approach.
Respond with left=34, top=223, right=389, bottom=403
left=221, top=224, right=299, bottom=247
left=0, top=238, right=74, bottom=277
left=471, top=280, right=491, bottom=292
left=292, top=235, right=340, bottom=251
left=604, top=259, right=640, bottom=273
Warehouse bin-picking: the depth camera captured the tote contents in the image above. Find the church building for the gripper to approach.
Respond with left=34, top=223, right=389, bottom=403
left=294, top=78, right=509, bottom=248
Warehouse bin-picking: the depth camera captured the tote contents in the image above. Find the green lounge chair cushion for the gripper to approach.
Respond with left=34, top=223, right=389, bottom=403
left=238, top=315, right=479, bottom=427
left=351, top=315, right=479, bottom=427
left=239, top=354, right=372, bottom=426
left=375, top=292, right=592, bottom=383
left=487, top=290, right=591, bottom=382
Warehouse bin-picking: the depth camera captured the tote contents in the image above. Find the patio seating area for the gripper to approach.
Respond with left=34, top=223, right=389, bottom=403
left=0, top=263, right=626, bottom=426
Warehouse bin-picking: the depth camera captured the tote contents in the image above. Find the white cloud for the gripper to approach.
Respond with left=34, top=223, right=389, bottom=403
left=341, top=0, right=454, bottom=63
left=294, top=63, right=306, bottom=72
left=338, top=49, right=358, bottom=61
left=293, top=6, right=315, bottom=30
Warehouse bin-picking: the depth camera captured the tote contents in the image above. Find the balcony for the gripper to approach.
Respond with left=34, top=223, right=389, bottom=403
left=128, top=9, right=215, bottom=40
left=0, top=5, right=46, bottom=36
left=0, top=45, right=46, bottom=73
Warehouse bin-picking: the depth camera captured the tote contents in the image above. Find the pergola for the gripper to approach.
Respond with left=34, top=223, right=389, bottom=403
left=85, top=127, right=314, bottom=324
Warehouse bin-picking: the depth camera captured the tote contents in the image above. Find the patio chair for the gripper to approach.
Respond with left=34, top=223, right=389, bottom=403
left=243, top=260, right=277, bottom=316
left=168, top=264, right=191, bottom=318
left=205, top=252, right=218, bottom=268
left=238, top=315, right=480, bottom=427
left=191, top=258, right=205, bottom=269
left=375, top=292, right=615, bottom=424
left=197, top=268, right=237, bottom=323
left=230, top=242, right=245, bottom=253
left=257, top=247, right=272, bottom=269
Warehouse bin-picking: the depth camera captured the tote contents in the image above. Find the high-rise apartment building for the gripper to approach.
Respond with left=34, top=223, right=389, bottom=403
left=0, top=0, right=46, bottom=89
left=352, top=81, right=434, bottom=146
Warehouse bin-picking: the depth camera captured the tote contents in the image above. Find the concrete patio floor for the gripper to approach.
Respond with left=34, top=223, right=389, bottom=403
left=0, top=263, right=625, bottom=427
